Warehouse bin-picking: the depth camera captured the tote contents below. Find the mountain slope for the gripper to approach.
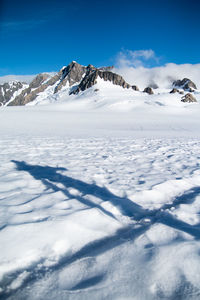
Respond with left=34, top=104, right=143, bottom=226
left=0, top=61, right=198, bottom=108
left=0, top=81, right=28, bottom=106
left=8, top=62, right=132, bottom=106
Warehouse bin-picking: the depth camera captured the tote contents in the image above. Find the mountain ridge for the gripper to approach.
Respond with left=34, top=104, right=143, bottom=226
left=0, top=61, right=198, bottom=106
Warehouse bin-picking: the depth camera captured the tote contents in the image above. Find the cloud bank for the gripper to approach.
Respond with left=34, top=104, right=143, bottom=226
left=0, top=73, right=56, bottom=84
left=1, top=50, right=199, bottom=90
left=114, top=50, right=200, bottom=89
left=0, top=75, right=36, bottom=84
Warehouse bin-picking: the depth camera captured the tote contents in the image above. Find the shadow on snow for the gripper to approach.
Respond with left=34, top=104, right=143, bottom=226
left=11, top=160, right=200, bottom=241
left=3, top=160, right=200, bottom=298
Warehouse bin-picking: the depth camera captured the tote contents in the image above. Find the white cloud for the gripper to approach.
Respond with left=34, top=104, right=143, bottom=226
left=114, top=62, right=200, bottom=89
left=0, top=75, right=36, bottom=84
left=116, top=49, right=159, bottom=68
left=131, top=49, right=155, bottom=60
left=0, top=72, right=56, bottom=84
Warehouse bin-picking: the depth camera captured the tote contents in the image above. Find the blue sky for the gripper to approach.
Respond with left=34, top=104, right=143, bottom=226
left=0, top=0, right=200, bottom=75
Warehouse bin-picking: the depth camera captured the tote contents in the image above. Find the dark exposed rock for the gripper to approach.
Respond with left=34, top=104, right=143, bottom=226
left=132, top=85, right=139, bottom=91
left=54, top=61, right=86, bottom=93
left=179, top=91, right=184, bottom=95
left=8, top=73, right=58, bottom=106
left=9, top=62, right=87, bottom=106
left=143, top=87, right=154, bottom=95
left=181, top=93, right=197, bottom=103
left=86, top=64, right=96, bottom=71
left=188, top=88, right=195, bottom=93
left=0, top=81, right=24, bottom=105
left=9, top=75, right=50, bottom=106
left=170, top=88, right=179, bottom=94
left=29, top=73, right=50, bottom=89
left=71, top=68, right=131, bottom=95
left=7, top=61, right=134, bottom=105
left=173, top=78, right=197, bottom=91
left=98, top=66, right=114, bottom=72
left=9, top=85, right=43, bottom=106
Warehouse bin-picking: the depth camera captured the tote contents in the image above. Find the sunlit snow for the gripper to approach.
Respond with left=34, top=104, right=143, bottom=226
left=1, top=83, right=200, bottom=299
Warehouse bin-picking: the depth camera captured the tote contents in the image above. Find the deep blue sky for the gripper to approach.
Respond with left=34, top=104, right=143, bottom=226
left=0, top=0, right=200, bottom=75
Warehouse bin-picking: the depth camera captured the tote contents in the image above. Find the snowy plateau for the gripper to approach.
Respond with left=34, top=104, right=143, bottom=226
left=1, top=62, right=200, bottom=299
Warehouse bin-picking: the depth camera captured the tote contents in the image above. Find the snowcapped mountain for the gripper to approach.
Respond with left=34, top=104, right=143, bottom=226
left=7, top=61, right=132, bottom=106
left=1, top=62, right=200, bottom=300
left=173, top=78, right=197, bottom=91
left=0, top=61, right=198, bottom=108
left=0, top=81, right=28, bottom=106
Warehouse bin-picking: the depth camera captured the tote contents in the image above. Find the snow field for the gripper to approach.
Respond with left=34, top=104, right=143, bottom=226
left=1, top=63, right=200, bottom=299
left=1, top=136, right=200, bottom=299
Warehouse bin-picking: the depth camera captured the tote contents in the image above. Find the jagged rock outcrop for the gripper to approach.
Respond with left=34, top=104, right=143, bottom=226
left=6, top=61, right=138, bottom=105
left=98, top=66, right=114, bottom=71
left=9, top=62, right=87, bottom=106
left=132, top=85, right=139, bottom=91
left=54, top=61, right=86, bottom=93
left=71, top=65, right=131, bottom=94
left=0, top=81, right=25, bottom=105
left=3, top=60, right=200, bottom=107
left=170, top=88, right=186, bottom=95
left=170, top=88, right=179, bottom=94
left=143, top=87, right=154, bottom=95
left=29, top=73, right=50, bottom=89
left=8, top=73, right=53, bottom=106
left=173, top=78, right=197, bottom=91
left=181, top=93, right=197, bottom=103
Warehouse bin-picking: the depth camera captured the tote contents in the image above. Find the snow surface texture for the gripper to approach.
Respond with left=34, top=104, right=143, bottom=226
left=26, top=76, right=200, bottom=110
left=1, top=86, right=200, bottom=299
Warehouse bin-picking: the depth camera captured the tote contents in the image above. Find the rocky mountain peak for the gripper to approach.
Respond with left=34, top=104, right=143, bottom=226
left=9, top=62, right=87, bottom=106
left=87, top=64, right=95, bottom=70
left=54, top=61, right=86, bottom=93
left=29, top=73, right=50, bottom=89
left=9, top=72, right=57, bottom=106
left=173, top=78, right=197, bottom=91
left=5, top=61, right=199, bottom=107
left=59, top=61, right=85, bottom=78
left=71, top=66, right=131, bottom=95
left=0, top=81, right=26, bottom=106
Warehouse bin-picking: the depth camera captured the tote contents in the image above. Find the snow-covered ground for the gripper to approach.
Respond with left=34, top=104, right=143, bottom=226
left=1, top=90, right=200, bottom=299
